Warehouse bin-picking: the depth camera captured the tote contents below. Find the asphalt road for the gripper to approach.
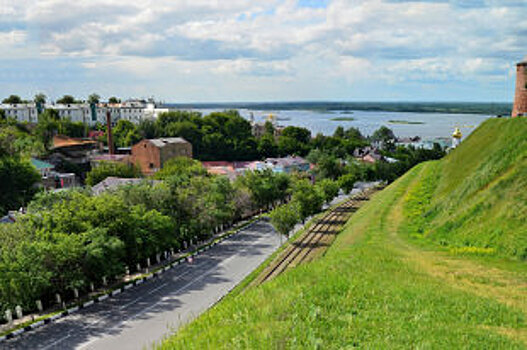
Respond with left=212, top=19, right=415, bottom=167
left=3, top=221, right=282, bottom=350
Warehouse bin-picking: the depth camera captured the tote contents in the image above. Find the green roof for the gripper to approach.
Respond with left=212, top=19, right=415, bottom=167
left=31, top=158, right=55, bottom=170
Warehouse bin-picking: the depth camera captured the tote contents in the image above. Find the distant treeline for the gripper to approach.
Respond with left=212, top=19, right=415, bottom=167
left=166, top=102, right=512, bottom=115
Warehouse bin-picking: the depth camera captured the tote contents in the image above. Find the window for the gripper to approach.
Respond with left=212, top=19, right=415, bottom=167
left=149, top=163, right=154, bottom=168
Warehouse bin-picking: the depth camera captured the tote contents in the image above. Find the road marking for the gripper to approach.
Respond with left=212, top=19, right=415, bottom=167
left=12, top=225, right=278, bottom=349
left=148, top=282, right=168, bottom=295
left=112, top=254, right=238, bottom=329
left=40, top=334, right=72, bottom=350
left=119, top=261, right=209, bottom=310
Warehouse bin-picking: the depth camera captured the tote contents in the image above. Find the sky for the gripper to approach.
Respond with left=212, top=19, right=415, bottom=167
left=0, top=0, right=525, bottom=103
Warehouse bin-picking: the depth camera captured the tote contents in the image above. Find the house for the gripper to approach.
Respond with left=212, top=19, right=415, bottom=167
left=31, top=158, right=55, bottom=177
left=353, top=146, right=385, bottom=164
left=131, top=137, right=192, bottom=175
left=264, top=156, right=310, bottom=173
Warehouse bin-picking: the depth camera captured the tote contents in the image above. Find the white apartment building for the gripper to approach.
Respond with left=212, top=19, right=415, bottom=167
left=0, top=103, right=39, bottom=122
left=1, top=99, right=170, bottom=125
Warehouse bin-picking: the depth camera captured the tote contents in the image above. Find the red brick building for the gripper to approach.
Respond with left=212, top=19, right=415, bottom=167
left=131, top=137, right=192, bottom=175
left=512, top=58, right=527, bottom=117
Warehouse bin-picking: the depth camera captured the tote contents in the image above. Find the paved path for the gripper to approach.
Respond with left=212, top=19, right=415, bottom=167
left=4, top=221, right=281, bottom=350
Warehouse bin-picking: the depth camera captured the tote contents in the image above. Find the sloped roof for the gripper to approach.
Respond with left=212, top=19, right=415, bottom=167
left=52, top=135, right=97, bottom=149
left=147, top=137, right=189, bottom=148
left=31, top=158, right=55, bottom=170
left=91, top=177, right=160, bottom=195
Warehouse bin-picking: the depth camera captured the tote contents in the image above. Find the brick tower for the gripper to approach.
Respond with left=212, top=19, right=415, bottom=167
left=512, top=57, right=527, bottom=117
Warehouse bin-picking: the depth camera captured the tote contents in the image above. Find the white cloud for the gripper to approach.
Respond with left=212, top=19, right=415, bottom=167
left=0, top=0, right=524, bottom=101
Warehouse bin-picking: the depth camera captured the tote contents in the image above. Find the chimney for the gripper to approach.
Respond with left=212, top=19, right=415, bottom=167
left=106, top=109, right=114, bottom=155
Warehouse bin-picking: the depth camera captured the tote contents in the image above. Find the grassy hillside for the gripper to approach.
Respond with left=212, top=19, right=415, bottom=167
left=159, top=118, right=527, bottom=349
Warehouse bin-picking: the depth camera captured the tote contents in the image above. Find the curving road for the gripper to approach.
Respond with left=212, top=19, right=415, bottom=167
left=3, top=221, right=281, bottom=350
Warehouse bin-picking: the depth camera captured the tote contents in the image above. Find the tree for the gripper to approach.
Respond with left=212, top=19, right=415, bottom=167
left=0, top=156, right=41, bottom=214
left=113, top=120, right=140, bottom=147
left=339, top=172, right=359, bottom=194
left=291, top=179, right=324, bottom=220
left=2, top=95, right=22, bottom=104
left=108, top=97, right=120, bottom=104
left=277, top=126, right=311, bottom=156
left=371, top=126, right=396, bottom=151
left=85, top=162, right=141, bottom=186
left=87, top=93, right=100, bottom=104
left=34, top=93, right=46, bottom=105
left=154, top=157, right=207, bottom=180
left=316, top=179, right=339, bottom=204
left=270, top=202, right=300, bottom=238
left=34, top=109, right=60, bottom=149
left=56, top=95, right=77, bottom=104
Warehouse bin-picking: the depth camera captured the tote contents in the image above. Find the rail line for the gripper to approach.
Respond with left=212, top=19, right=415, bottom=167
left=255, top=186, right=380, bottom=285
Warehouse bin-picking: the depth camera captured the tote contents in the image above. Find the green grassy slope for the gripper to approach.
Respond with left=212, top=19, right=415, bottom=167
left=159, top=118, right=527, bottom=349
left=416, top=117, right=527, bottom=259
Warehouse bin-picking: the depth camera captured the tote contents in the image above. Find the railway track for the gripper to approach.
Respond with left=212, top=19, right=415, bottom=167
left=254, top=186, right=380, bottom=285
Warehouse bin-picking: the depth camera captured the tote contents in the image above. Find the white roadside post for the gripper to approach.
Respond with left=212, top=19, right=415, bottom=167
left=136, top=263, right=141, bottom=272
left=73, top=288, right=79, bottom=299
left=56, top=293, right=61, bottom=305
left=125, top=266, right=130, bottom=276
left=36, top=300, right=43, bottom=313
left=5, top=309, right=12, bottom=324
left=102, top=276, right=107, bottom=286
left=15, top=305, right=22, bottom=319
left=90, top=282, right=95, bottom=292
left=146, top=258, right=151, bottom=268
left=156, top=253, right=161, bottom=264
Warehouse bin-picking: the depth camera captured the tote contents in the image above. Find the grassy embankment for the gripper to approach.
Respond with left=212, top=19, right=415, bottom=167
left=160, top=117, right=527, bottom=349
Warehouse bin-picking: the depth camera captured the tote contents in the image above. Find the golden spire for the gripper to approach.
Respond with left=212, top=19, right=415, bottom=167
left=452, top=127, right=462, bottom=139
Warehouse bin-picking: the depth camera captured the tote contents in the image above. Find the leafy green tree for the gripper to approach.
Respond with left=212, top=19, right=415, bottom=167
left=34, top=93, right=46, bottom=105
left=371, top=126, right=396, bottom=151
left=138, top=119, right=157, bottom=139
left=316, top=179, right=340, bottom=204
left=339, top=172, right=359, bottom=194
left=86, top=162, right=141, bottom=186
left=34, top=109, right=60, bottom=149
left=257, top=134, right=278, bottom=158
left=277, top=126, right=311, bottom=156
left=2, top=95, right=23, bottom=104
left=56, top=95, right=77, bottom=104
left=291, top=178, right=324, bottom=220
left=108, top=96, right=120, bottom=104
left=87, top=93, right=100, bottom=104
left=270, top=202, right=300, bottom=237
left=0, top=156, right=40, bottom=214
left=112, top=120, right=140, bottom=147
left=154, top=157, right=207, bottom=180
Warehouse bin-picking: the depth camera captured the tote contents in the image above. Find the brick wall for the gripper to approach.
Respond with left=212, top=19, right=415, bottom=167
left=512, top=63, right=527, bottom=117
left=131, top=140, right=161, bottom=175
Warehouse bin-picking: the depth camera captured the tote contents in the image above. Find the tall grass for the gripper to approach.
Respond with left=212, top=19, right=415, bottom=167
left=159, top=118, right=527, bottom=349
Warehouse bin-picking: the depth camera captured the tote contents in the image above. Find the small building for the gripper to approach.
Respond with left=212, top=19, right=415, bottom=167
left=51, top=135, right=98, bottom=164
left=353, top=146, right=385, bottom=163
left=31, top=158, right=55, bottom=177
left=264, top=156, right=310, bottom=173
left=131, top=137, right=193, bottom=175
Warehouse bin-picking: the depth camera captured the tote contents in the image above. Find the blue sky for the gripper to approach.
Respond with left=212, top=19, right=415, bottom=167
left=0, top=0, right=525, bottom=103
